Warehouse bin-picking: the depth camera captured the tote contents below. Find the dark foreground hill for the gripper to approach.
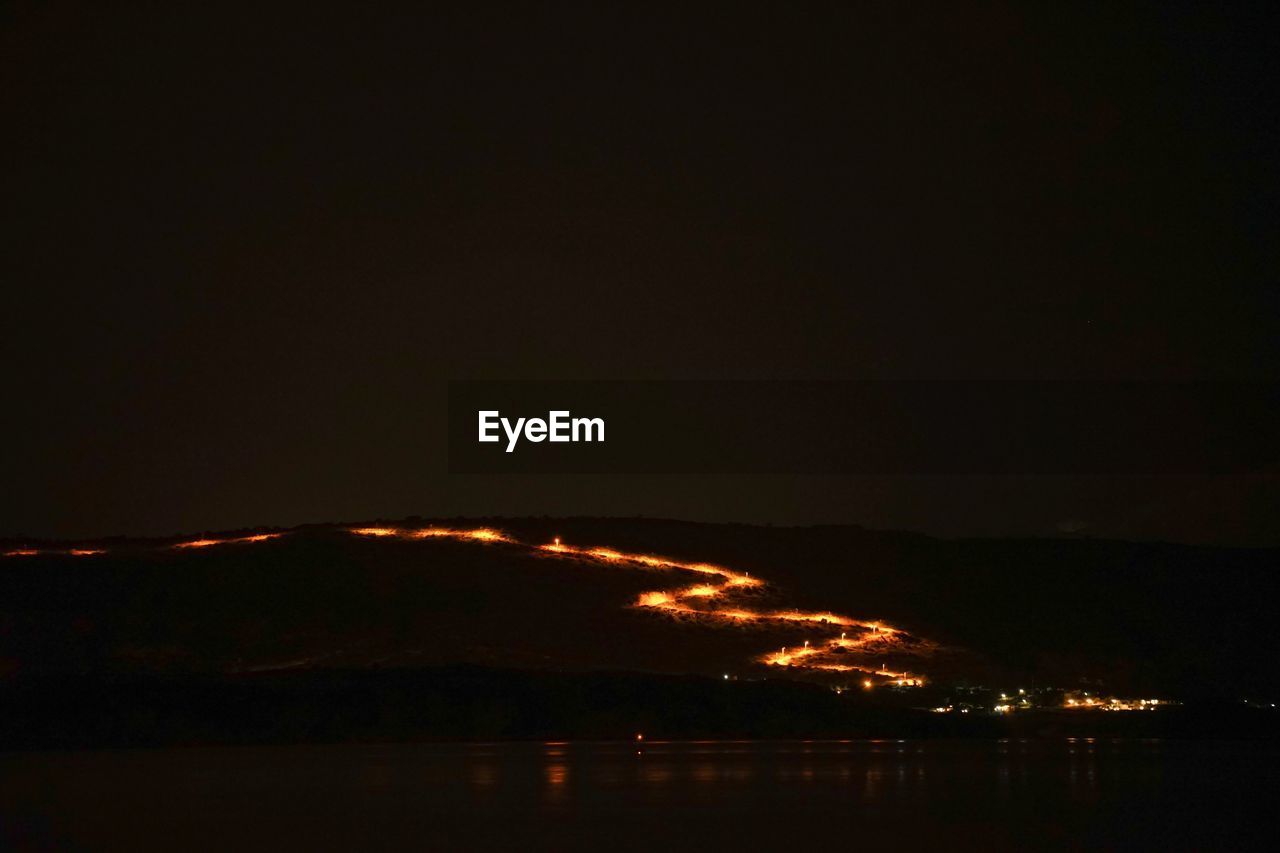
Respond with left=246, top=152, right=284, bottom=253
left=6, top=666, right=1276, bottom=751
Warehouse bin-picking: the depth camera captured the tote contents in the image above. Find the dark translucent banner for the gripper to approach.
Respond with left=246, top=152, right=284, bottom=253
left=447, top=381, right=1278, bottom=474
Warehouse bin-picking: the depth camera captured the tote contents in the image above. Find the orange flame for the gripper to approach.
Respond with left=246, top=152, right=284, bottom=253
left=8, top=521, right=933, bottom=682
left=173, top=532, right=283, bottom=549
left=350, top=527, right=399, bottom=537
left=532, top=536, right=931, bottom=679
left=352, top=526, right=511, bottom=543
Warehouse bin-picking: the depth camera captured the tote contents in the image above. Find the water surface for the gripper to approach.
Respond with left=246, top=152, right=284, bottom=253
left=2, top=739, right=1274, bottom=851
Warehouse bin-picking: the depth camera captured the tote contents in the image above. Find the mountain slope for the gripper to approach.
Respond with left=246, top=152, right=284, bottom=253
left=2, top=518, right=1275, bottom=699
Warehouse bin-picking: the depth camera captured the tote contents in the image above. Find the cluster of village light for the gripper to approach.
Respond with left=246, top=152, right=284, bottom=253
left=931, top=688, right=1034, bottom=715
left=1064, top=693, right=1164, bottom=711
left=927, top=688, right=1172, bottom=715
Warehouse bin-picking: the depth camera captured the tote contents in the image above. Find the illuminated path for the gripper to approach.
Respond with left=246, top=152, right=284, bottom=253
left=3, top=524, right=936, bottom=684
left=349, top=526, right=936, bottom=684
left=1, top=532, right=283, bottom=558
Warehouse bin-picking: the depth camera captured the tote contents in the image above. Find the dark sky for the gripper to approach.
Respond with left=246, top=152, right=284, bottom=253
left=3, top=2, right=1277, bottom=544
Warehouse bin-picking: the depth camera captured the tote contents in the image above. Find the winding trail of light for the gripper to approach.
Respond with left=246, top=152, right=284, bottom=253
left=2, top=532, right=284, bottom=558
left=172, top=533, right=285, bottom=549
left=2, top=523, right=935, bottom=683
left=353, top=526, right=935, bottom=683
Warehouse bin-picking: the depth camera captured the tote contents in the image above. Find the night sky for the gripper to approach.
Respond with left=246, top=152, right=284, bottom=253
left=3, top=2, right=1277, bottom=544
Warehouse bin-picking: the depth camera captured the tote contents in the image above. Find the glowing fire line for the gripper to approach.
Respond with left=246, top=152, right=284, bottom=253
left=2, top=523, right=933, bottom=683
left=2, top=532, right=284, bottom=558
left=172, top=533, right=285, bottom=549
left=353, top=526, right=933, bottom=683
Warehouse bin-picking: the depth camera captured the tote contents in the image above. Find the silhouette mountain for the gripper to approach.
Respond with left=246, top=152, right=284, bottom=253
left=3, top=517, right=1274, bottom=700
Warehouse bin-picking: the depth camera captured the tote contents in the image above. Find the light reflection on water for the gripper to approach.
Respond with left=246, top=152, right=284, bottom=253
left=1, top=739, right=1276, bottom=851
left=469, top=762, right=497, bottom=789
